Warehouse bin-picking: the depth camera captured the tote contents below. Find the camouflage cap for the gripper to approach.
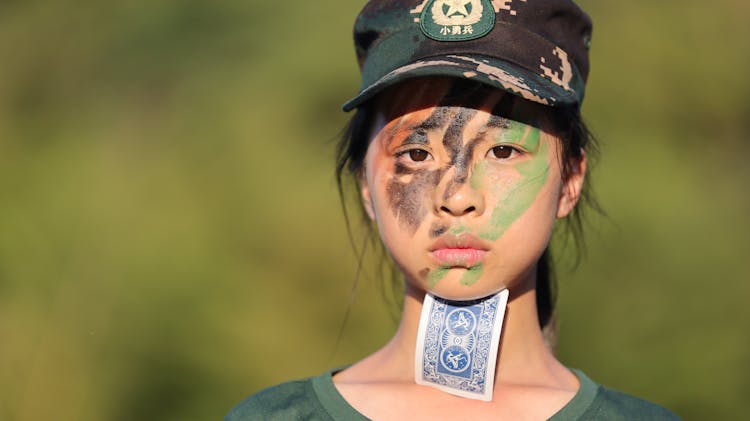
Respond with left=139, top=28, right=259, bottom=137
left=342, top=0, right=593, bottom=111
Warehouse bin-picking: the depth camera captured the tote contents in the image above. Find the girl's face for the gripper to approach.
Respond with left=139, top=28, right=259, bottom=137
left=360, top=78, right=585, bottom=300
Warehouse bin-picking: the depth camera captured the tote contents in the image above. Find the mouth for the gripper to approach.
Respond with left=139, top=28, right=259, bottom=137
left=429, top=233, right=489, bottom=268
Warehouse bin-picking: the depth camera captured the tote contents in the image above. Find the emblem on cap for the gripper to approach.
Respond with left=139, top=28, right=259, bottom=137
left=419, top=0, right=495, bottom=42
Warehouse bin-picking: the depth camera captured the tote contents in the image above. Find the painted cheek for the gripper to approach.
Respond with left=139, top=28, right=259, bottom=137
left=479, top=129, right=551, bottom=241
left=469, top=160, right=488, bottom=190
left=386, top=165, right=441, bottom=235
left=425, top=129, right=550, bottom=289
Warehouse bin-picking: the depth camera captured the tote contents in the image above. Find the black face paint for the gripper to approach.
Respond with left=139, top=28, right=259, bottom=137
left=489, top=90, right=515, bottom=127
left=429, top=222, right=448, bottom=238
left=386, top=109, right=480, bottom=232
left=386, top=166, right=442, bottom=233
left=442, top=108, right=477, bottom=176
left=441, top=132, right=484, bottom=201
left=437, top=83, right=489, bottom=203
left=486, top=114, right=510, bottom=129
left=385, top=106, right=451, bottom=234
left=384, top=83, right=503, bottom=234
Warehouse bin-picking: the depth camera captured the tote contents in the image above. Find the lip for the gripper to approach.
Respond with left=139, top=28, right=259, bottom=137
left=429, top=233, right=489, bottom=267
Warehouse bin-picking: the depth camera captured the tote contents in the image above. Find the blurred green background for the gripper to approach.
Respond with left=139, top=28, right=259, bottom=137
left=1, top=1, right=748, bottom=420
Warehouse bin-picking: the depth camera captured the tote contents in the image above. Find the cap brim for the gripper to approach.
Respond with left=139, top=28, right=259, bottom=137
left=342, top=54, right=578, bottom=112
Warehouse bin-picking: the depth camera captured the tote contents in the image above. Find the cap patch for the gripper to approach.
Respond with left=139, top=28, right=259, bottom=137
left=419, top=0, right=495, bottom=42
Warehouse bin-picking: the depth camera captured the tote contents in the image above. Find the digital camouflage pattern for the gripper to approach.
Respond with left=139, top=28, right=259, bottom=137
left=343, top=0, right=593, bottom=111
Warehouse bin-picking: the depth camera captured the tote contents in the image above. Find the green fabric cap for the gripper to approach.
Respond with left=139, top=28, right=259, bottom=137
left=343, top=0, right=593, bottom=111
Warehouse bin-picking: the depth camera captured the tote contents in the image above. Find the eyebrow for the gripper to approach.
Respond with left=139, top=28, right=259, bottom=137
left=485, top=115, right=510, bottom=129
left=485, top=92, right=514, bottom=129
left=401, top=130, right=429, bottom=145
left=398, top=108, right=451, bottom=145
left=409, top=111, right=448, bottom=132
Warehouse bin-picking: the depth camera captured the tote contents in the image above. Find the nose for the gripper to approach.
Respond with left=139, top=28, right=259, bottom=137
left=436, top=178, right=485, bottom=217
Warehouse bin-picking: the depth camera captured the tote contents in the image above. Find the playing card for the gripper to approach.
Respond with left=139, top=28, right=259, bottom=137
left=414, top=289, right=509, bottom=401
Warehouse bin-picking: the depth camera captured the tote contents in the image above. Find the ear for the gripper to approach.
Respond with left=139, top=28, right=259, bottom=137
left=556, top=150, right=587, bottom=218
left=359, top=168, right=376, bottom=220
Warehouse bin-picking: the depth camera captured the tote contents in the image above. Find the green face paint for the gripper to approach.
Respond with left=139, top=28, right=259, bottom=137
left=425, top=121, right=551, bottom=290
left=469, top=161, right=487, bottom=190
left=427, top=264, right=484, bottom=288
left=448, top=225, right=469, bottom=235
left=458, top=264, right=484, bottom=286
left=498, top=121, right=542, bottom=152
left=477, top=124, right=550, bottom=241
left=427, top=267, right=450, bottom=289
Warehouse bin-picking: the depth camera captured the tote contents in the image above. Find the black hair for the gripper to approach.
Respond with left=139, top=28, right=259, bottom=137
left=335, top=79, right=599, bottom=342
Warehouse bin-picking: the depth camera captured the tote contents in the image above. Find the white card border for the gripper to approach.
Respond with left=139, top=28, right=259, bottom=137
left=414, top=289, right=509, bottom=401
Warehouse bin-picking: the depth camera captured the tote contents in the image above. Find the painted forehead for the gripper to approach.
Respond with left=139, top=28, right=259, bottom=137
left=375, top=78, right=554, bottom=135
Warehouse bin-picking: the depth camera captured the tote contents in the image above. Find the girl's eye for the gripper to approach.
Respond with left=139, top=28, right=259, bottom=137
left=395, top=147, right=432, bottom=165
left=489, top=145, right=518, bottom=159
left=407, top=149, right=430, bottom=162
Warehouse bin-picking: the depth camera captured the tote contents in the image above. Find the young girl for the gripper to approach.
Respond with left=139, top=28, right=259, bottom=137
left=228, top=0, right=680, bottom=419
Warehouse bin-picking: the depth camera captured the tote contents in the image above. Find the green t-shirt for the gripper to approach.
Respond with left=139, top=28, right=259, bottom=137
left=226, top=369, right=680, bottom=420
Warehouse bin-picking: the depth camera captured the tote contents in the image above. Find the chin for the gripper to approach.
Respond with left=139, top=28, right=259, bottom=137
left=414, top=268, right=510, bottom=302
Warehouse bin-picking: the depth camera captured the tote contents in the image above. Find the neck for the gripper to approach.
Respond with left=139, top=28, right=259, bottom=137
left=379, top=275, right=564, bottom=388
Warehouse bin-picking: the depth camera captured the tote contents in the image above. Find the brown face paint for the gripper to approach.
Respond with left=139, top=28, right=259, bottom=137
left=385, top=107, right=451, bottom=234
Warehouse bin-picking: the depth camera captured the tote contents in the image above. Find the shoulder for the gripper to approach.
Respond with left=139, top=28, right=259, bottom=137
left=224, top=377, right=331, bottom=421
left=585, top=385, right=681, bottom=420
left=556, top=370, right=681, bottom=421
